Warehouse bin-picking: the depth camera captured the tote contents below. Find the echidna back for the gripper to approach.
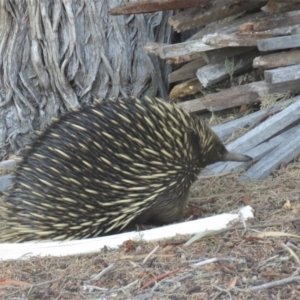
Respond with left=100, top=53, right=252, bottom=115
left=1, top=97, right=204, bottom=242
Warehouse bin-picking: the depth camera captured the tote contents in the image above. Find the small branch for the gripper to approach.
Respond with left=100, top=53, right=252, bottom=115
left=247, top=275, right=300, bottom=291
left=143, top=245, right=160, bottom=264
left=85, top=263, right=116, bottom=283
left=141, top=268, right=181, bottom=289
left=191, top=256, right=246, bottom=268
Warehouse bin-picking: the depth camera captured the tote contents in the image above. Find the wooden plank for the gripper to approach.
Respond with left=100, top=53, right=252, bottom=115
left=0, top=159, right=19, bottom=169
left=169, top=78, right=203, bottom=100
left=241, top=9, right=300, bottom=31
left=109, top=0, right=205, bottom=15
left=237, top=25, right=300, bottom=38
left=196, top=50, right=259, bottom=87
left=167, top=52, right=203, bottom=64
left=179, top=81, right=268, bottom=113
left=264, top=64, right=300, bottom=84
left=144, top=40, right=219, bottom=60
left=159, top=40, right=219, bottom=59
left=201, top=47, right=255, bottom=64
left=203, top=33, right=258, bottom=47
left=253, top=50, right=300, bottom=69
left=168, top=2, right=265, bottom=32
left=150, top=12, right=265, bottom=62
left=187, top=12, right=265, bottom=41
left=226, top=94, right=300, bottom=153
left=257, top=34, right=300, bottom=51
left=177, top=96, right=206, bottom=113
left=168, top=58, right=206, bottom=83
left=202, top=124, right=300, bottom=176
left=212, top=99, right=295, bottom=140
left=239, top=127, right=300, bottom=181
left=261, top=1, right=300, bottom=13
left=0, top=174, right=13, bottom=192
left=109, top=0, right=266, bottom=15
left=178, top=79, right=300, bottom=113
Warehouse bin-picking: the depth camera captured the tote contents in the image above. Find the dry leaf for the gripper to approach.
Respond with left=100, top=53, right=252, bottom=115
left=228, top=276, right=238, bottom=288
left=239, top=104, right=248, bottom=116
left=244, top=234, right=261, bottom=241
left=243, top=194, right=251, bottom=205
left=261, top=271, right=280, bottom=278
left=161, top=245, right=174, bottom=252
left=0, top=276, right=32, bottom=289
left=283, top=200, right=292, bottom=210
left=204, top=264, right=216, bottom=271
left=123, top=240, right=136, bottom=252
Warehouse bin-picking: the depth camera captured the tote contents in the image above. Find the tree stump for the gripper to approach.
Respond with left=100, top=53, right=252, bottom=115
left=0, top=0, right=174, bottom=158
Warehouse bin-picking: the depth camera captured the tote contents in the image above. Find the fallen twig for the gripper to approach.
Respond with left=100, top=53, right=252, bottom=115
left=246, top=275, right=300, bottom=291
left=143, top=245, right=160, bottom=264
left=141, top=267, right=181, bottom=289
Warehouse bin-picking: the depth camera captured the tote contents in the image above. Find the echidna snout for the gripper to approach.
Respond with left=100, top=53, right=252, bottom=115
left=222, top=150, right=252, bottom=162
left=0, top=97, right=252, bottom=242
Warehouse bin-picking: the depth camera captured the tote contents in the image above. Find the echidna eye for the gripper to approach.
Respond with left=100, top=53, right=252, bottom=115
left=217, top=149, right=224, bottom=157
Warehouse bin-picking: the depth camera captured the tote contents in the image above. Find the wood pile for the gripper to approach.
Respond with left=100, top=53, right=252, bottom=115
left=110, top=0, right=300, bottom=182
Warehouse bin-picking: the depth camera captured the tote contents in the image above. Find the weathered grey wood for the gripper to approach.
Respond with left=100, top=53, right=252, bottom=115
left=158, top=11, right=265, bottom=61
left=0, top=174, right=14, bottom=192
left=187, top=12, right=265, bottom=41
left=168, top=58, right=206, bottom=83
left=168, top=2, right=265, bottom=32
left=226, top=94, right=300, bottom=153
left=168, top=52, right=203, bottom=64
left=202, top=125, right=300, bottom=176
left=196, top=50, right=259, bottom=87
left=264, top=64, right=300, bottom=84
left=169, top=78, right=203, bottom=99
left=253, top=50, right=300, bottom=69
left=0, top=159, right=19, bottom=169
left=158, top=40, right=219, bottom=59
left=178, top=79, right=300, bottom=113
left=257, top=34, right=300, bottom=51
left=242, top=9, right=300, bottom=31
left=239, top=127, right=300, bottom=181
left=177, top=96, right=206, bottom=113
left=212, top=99, right=295, bottom=140
left=261, top=1, right=300, bottom=13
left=238, top=25, right=300, bottom=38
left=201, top=47, right=255, bottom=64
left=109, top=0, right=264, bottom=15
left=203, top=33, right=258, bottom=47
left=109, top=0, right=210, bottom=15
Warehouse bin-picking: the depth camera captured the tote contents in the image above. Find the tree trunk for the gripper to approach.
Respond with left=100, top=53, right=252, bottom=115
left=0, top=0, right=174, bottom=158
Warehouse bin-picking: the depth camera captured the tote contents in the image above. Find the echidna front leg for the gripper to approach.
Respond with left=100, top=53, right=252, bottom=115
left=135, top=191, right=190, bottom=225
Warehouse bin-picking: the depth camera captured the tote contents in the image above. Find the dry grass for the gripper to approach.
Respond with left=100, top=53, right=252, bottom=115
left=260, top=93, right=291, bottom=109
left=1, top=160, right=300, bottom=299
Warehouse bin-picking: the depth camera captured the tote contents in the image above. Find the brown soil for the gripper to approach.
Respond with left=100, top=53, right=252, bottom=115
left=1, top=160, right=300, bottom=299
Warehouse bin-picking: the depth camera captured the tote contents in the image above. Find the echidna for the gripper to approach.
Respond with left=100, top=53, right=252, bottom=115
left=0, top=97, right=251, bottom=242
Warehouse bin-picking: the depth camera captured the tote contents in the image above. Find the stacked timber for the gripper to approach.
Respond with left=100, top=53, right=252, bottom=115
left=108, top=0, right=300, bottom=182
